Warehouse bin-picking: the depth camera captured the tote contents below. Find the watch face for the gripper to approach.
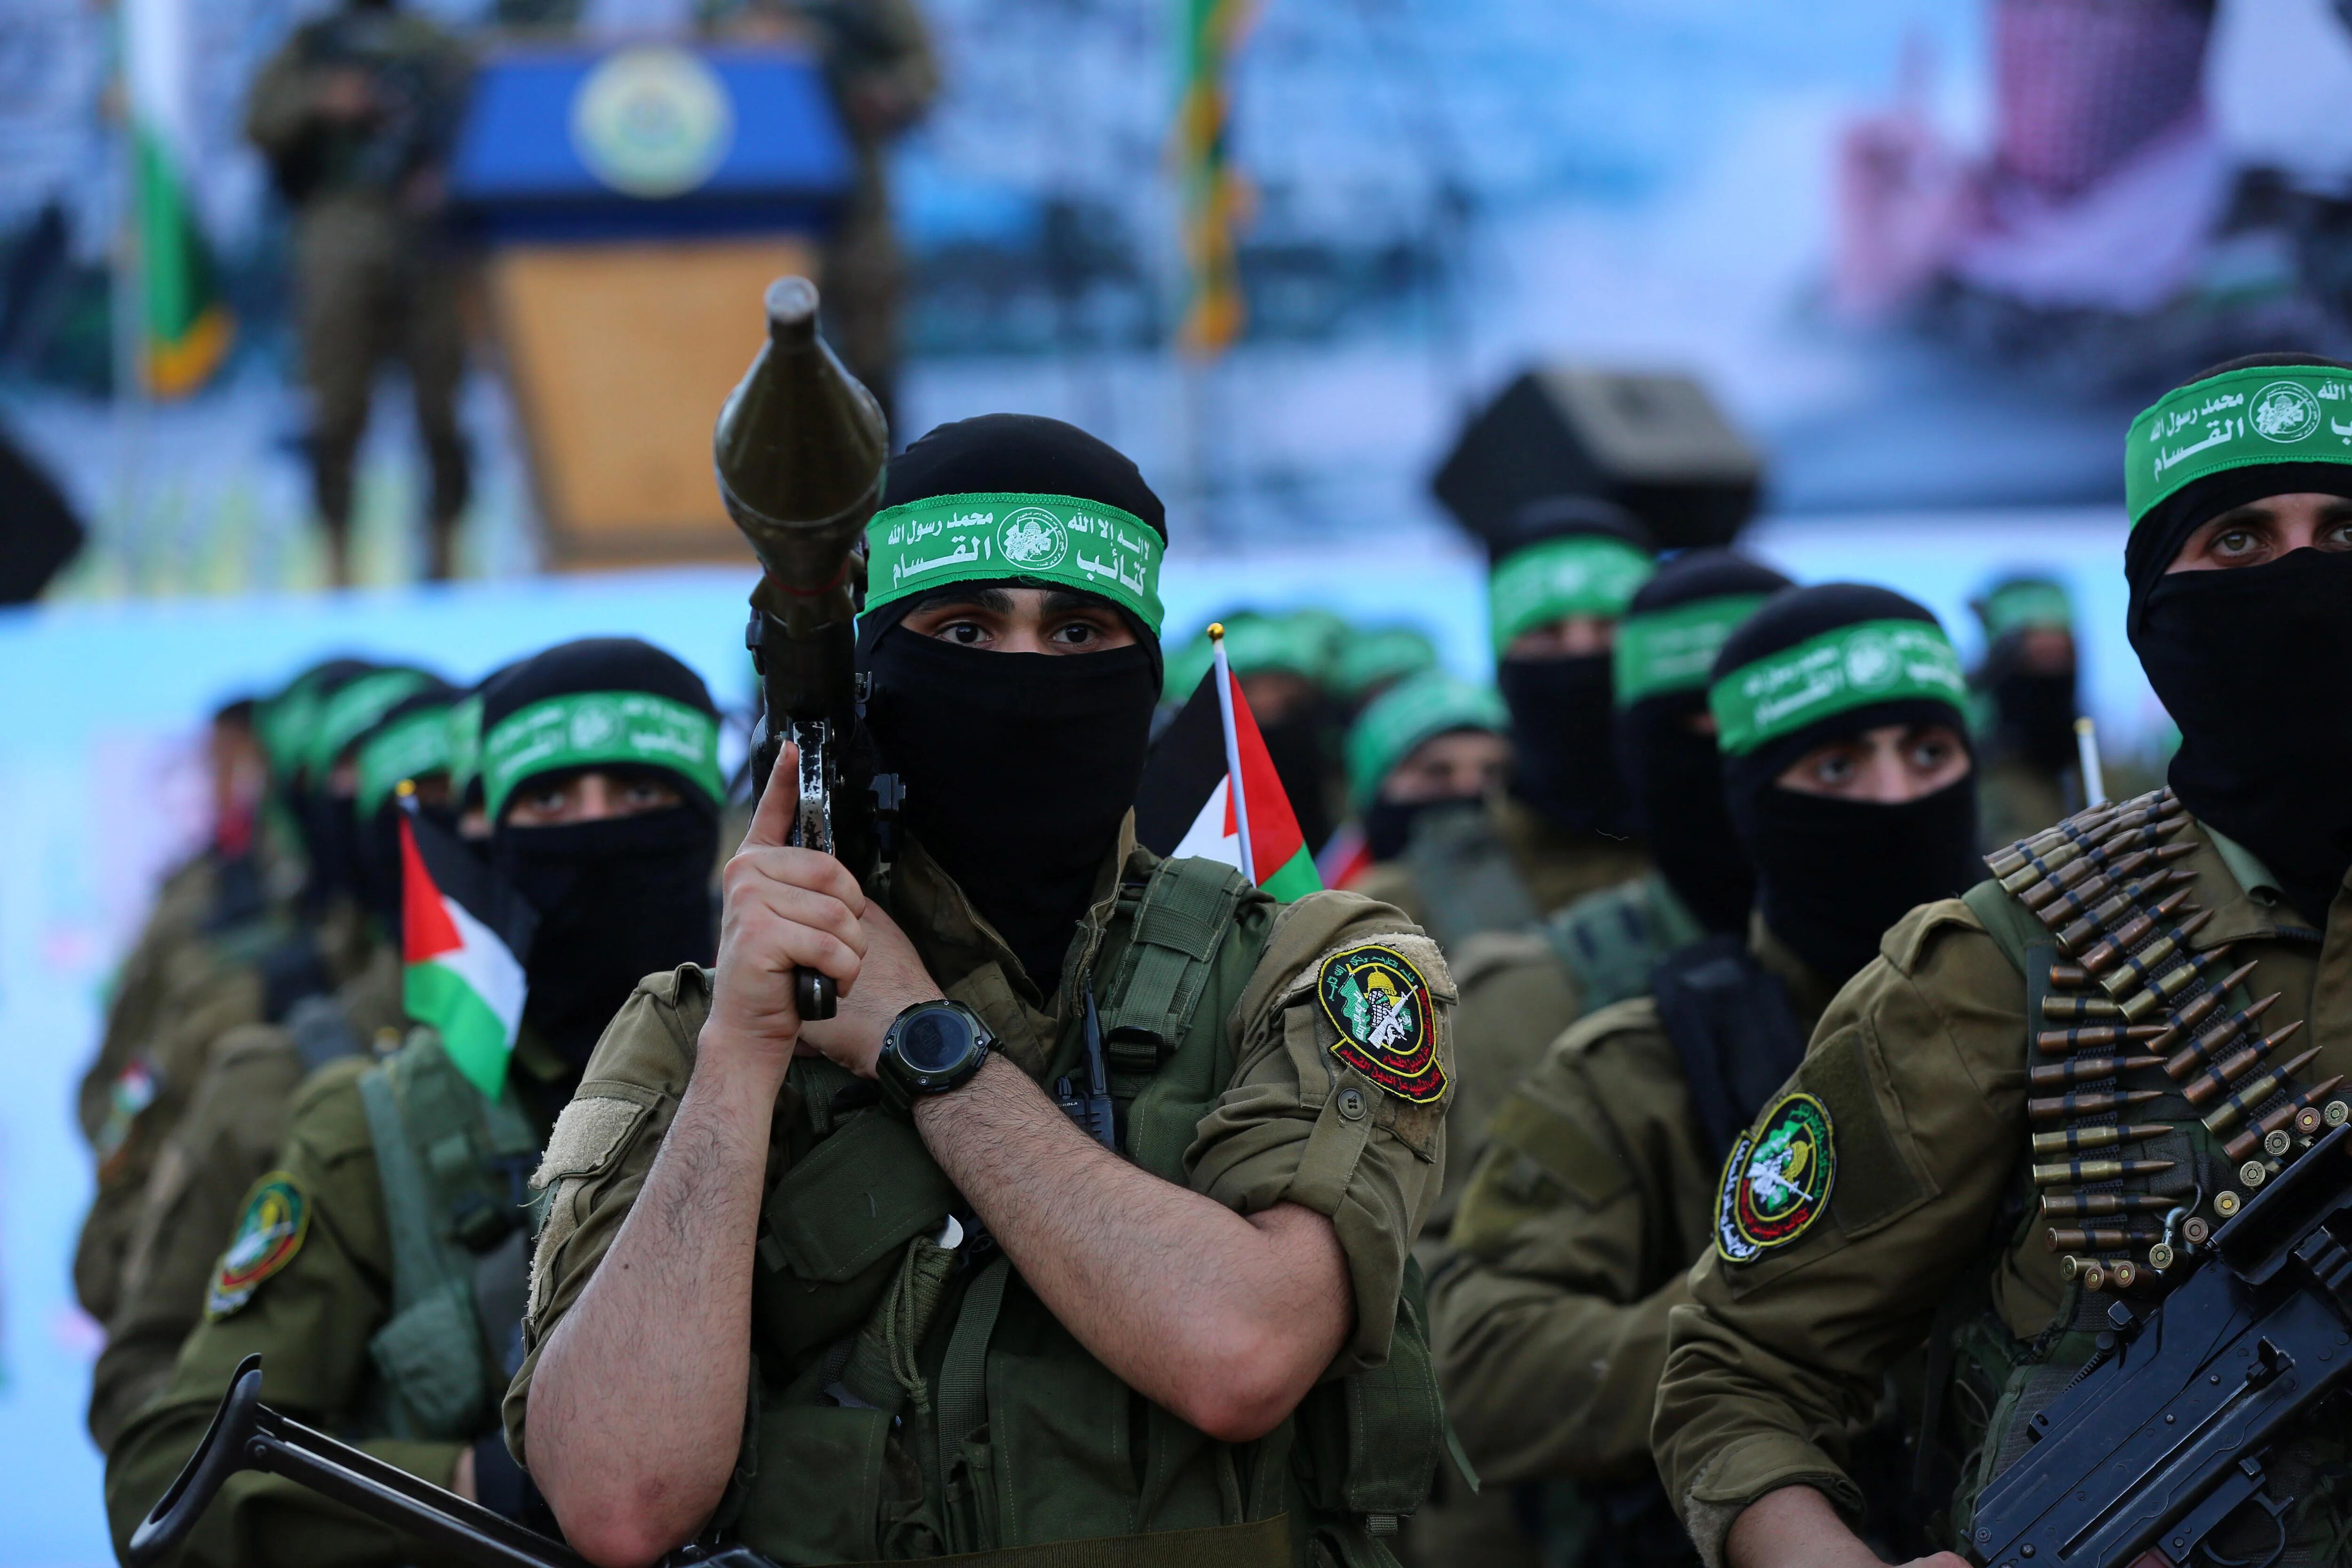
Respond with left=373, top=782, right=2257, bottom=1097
left=898, top=1007, right=975, bottom=1075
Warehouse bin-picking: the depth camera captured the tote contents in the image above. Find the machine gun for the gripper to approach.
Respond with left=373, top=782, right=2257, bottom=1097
left=1968, top=1122, right=2352, bottom=1568
left=714, top=276, right=895, bottom=1022
left=125, top=1355, right=780, bottom=1568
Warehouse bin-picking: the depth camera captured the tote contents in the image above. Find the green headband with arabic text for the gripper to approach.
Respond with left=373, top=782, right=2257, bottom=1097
left=2129, top=365, right=2352, bottom=525
left=480, top=690, right=725, bottom=822
left=863, top=493, right=1167, bottom=635
left=1487, top=535, right=1655, bottom=653
left=1613, top=594, right=1771, bottom=707
left=1708, top=618, right=1969, bottom=756
left=356, top=702, right=457, bottom=818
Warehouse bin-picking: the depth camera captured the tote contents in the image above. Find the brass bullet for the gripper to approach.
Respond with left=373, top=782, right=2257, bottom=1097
left=2148, top=964, right=2264, bottom=1055
left=2115, top=940, right=2236, bottom=1019
left=2033, top=1157, right=2174, bottom=1186
left=2022, top=846, right=2149, bottom=911
left=2224, top=1075, right=2345, bottom=1162
left=2032, top=1122, right=2170, bottom=1157
left=2046, top=1226, right=2164, bottom=1252
left=2043, top=994, right=2123, bottom=1022
left=2028, top=1054, right=2163, bottom=1089
left=2055, top=871, right=2198, bottom=954
left=2035, top=1022, right=2168, bottom=1055
left=2201, top=1046, right=2324, bottom=1133
left=2214, top=1190, right=2242, bottom=1217
left=2080, top=890, right=2200, bottom=974
left=2041, top=1192, right=2174, bottom=1218
left=2027, top=1088, right=2162, bottom=1122
left=2179, top=1019, right=2301, bottom=1105
left=2180, top=1216, right=2210, bottom=1245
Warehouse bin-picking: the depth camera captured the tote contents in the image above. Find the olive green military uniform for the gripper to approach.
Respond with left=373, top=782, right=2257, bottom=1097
left=1433, top=920, right=1832, bottom=1498
left=1434, top=872, right=1708, bottom=1238
left=1651, top=805, right=2352, bottom=1564
left=87, top=944, right=405, bottom=1450
left=74, top=897, right=375, bottom=1326
left=505, top=826, right=1458, bottom=1565
left=1354, top=795, right=1650, bottom=947
left=245, top=12, right=473, bottom=559
left=105, top=1022, right=562, bottom=1568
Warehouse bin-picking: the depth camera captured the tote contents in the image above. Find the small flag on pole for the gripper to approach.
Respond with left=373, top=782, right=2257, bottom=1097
left=1135, top=623, right=1322, bottom=900
left=398, top=793, right=535, bottom=1100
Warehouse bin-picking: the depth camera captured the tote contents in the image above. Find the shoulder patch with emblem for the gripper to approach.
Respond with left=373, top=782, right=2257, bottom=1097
left=1714, top=1092, right=1836, bottom=1263
left=1317, top=942, right=1446, bottom=1103
left=207, top=1172, right=310, bottom=1318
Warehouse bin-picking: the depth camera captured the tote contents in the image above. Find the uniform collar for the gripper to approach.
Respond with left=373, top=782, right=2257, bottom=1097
left=2178, top=814, right=2302, bottom=946
left=1748, top=911, right=1839, bottom=1035
left=887, top=812, right=1145, bottom=1076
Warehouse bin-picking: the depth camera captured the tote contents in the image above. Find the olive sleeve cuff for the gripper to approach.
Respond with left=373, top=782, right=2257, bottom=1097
left=1678, top=1446, right=1865, bottom=1568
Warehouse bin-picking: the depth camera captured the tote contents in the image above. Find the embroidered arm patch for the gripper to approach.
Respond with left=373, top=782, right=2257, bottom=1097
left=207, top=1172, right=310, bottom=1318
left=1714, top=1092, right=1836, bottom=1263
left=1316, top=942, right=1446, bottom=1104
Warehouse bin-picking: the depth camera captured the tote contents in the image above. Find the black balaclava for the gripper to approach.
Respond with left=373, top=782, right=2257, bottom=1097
left=351, top=683, right=459, bottom=932
left=1983, top=637, right=2081, bottom=774
left=481, top=639, right=721, bottom=1067
left=1491, top=497, right=1657, bottom=837
left=1718, top=585, right=1982, bottom=985
left=1614, top=550, right=1793, bottom=934
left=278, top=659, right=376, bottom=914
left=858, top=414, right=1166, bottom=991
left=2127, top=353, right=2352, bottom=926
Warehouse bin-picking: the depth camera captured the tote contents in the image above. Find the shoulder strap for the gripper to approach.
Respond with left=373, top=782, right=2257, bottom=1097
left=1650, top=936, right=1807, bottom=1162
left=1097, top=856, right=1254, bottom=1073
left=1544, top=879, right=1663, bottom=1012
left=357, top=1061, right=452, bottom=1321
left=1960, top=879, right=2036, bottom=980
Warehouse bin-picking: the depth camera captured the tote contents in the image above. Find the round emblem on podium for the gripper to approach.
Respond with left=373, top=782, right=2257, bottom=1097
left=571, top=46, right=734, bottom=199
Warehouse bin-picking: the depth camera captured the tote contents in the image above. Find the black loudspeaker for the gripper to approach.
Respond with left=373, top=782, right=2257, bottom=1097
left=0, top=420, right=83, bottom=604
left=1432, top=367, right=1764, bottom=551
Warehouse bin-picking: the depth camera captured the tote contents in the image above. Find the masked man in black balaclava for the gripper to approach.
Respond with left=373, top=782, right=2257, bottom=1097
left=1970, top=572, right=2083, bottom=848
left=1641, top=374, right=2352, bottom=1568
left=1432, top=581, right=1980, bottom=1568
left=105, top=636, right=724, bottom=1559
left=515, top=412, right=1463, bottom=1568
left=1355, top=496, right=1657, bottom=954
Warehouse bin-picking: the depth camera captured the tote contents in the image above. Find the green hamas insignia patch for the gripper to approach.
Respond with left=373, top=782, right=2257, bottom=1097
left=1318, top=944, right=1446, bottom=1103
left=1715, top=1092, right=1836, bottom=1263
left=208, top=1173, right=310, bottom=1318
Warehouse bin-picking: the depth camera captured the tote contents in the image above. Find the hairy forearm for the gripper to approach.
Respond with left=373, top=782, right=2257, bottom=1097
left=914, top=1054, right=1350, bottom=1441
left=527, top=1043, right=782, bottom=1567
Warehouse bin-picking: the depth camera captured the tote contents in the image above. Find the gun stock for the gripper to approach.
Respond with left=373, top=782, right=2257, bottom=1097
left=714, top=277, right=893, bottom=1021
left=1967, top=1123, right=2352, bottom=1567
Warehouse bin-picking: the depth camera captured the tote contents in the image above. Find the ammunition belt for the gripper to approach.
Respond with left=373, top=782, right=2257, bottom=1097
left=1988, top=786, right=2349, bottom=1298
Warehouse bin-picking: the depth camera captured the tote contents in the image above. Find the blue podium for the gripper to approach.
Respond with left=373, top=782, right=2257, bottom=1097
left=447, top=42, right=856, bottom=568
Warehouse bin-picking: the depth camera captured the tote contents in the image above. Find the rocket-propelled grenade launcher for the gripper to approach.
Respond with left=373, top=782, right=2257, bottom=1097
left=714, top=276, right=896, bottom=1022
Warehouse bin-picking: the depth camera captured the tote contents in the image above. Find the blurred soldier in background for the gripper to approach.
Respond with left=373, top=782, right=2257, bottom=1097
left=1357, top=498, right=1655, bottom=948
left=1969, top=573, right=2081, bottom=847
left=246, top=0, right=474, bottom=587
left=1430, top=585, right=1980, bottom=1568
left=84, top=681, right=459, bottom=1451
left=1332, top=622, right=1440, bottom=718
left=710, top=0, right=938, bottom=427
left=71, top=661, right=416, bottom=1334
left=107, top=637, right=725, bottom=1561
left=1338, top=670, right=1510, bottom=889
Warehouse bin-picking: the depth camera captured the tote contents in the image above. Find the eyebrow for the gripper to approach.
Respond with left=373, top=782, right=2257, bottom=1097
left=906, top=586, right=1119, bottom=617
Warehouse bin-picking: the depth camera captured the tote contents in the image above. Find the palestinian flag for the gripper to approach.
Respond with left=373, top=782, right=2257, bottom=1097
left=1136, top=662, right=1321, bottom=901
left=125, top=0, right=235, bottom=396
left=399, top=811, right=535, bottom=1100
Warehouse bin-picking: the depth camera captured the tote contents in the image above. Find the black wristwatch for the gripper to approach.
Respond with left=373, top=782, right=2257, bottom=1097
left=875, top=1000, right=993, bottom=1119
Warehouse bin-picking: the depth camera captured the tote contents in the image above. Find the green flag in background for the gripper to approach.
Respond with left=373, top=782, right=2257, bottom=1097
left=126, top=0, right=235, bottom=397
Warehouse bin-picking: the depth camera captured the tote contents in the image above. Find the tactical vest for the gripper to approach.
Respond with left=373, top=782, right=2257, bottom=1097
left=1931, top=789, right=2352, bottom=1558
left=358, top=1029, right=542, bottom=1442
left=1543, top=875, right=1704, bottom=1017
left=720, top=856, right=1447, bottom=1568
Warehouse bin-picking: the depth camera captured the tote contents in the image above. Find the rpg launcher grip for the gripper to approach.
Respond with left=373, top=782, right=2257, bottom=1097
left=714, top=276, right=894, bottom=1023
left=1967, top=1122, right=2352, bottom=1568
left=127, top=1356, right=784, bottom=1568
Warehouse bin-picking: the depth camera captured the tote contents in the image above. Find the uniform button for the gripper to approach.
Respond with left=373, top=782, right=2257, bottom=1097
left=1337, top=1088, right=1368, bottom=1121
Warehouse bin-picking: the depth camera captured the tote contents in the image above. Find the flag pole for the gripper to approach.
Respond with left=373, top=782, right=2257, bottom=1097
left=2073, top=716, right=2107, bottom=809
left=1208, top=623, right=1257, bottom=886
